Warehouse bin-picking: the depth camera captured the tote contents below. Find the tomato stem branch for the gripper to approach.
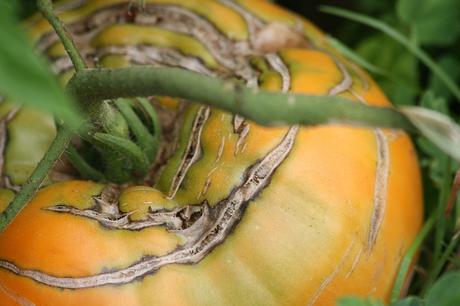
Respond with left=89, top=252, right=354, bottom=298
left=37, top=0, right=86, bottom=71
left=66, top=145, right=106, bottom=182
left=0, top=0, right=80, bottom=232
left=68, top=67, right=416, bottom=131
left=0, top=125, right=72, bottom=232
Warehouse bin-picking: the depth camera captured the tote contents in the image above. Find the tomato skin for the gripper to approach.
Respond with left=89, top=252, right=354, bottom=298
left=0, top=133, right=422, bottom=306
left=0, top=0, right=422, bottom=305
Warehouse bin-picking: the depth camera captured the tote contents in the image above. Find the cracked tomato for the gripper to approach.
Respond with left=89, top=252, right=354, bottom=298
left=0, top=0, right=422, bottom=305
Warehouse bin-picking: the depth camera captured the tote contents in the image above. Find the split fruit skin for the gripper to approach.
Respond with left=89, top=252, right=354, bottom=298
left=0, top=0, right=422, bottom=305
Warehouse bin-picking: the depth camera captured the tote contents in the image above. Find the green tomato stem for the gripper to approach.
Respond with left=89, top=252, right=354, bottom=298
left=37, top=0, right=86, bottom=72
left=66, top=145, right=106, bottom=182
left=68, top=67, right=416, bottom=131
left=0, top=125, right=72, bottom=232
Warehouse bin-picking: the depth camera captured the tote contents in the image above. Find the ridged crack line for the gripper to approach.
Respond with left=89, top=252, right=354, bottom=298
left=39, top=3, right=259, bottom=84
left=0, top=126, right=298, bottom=289
left=51, top=45, right=217, bottom=76
left=45, top=202, right=209, bottom=232
left=327, top=54, right=353, bottom=96
left=350, top=91, right=390, bottom=251
left=306, top=239, right=355, bottom=306
left=134, top=4, right=254, bottom=75
left=367, top=128, right=390, bottom=250
left=167, top=106, right=210, bottom=199
left=265, top=53, right=291, bottom=93
left=97, top=45, right=217, bottom=76
left=0, top=281, right=36, bottom=306
left=217, top=0, right=263, bottom=46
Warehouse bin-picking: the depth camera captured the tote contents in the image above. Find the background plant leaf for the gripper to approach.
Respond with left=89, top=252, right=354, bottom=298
left=396, top=0, right=460, bottom=46
left=425, top=272, right=460, bottom=306
left=428, top=56, right=460, bottom=101
left=392, top=297, right=424, bottom=306
left=337, top=297, right=385, bottom=306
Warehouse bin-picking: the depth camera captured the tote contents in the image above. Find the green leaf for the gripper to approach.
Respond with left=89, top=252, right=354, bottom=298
left=355, top=0, right=392, bottom=14
left=390, top=216, right=435, bottom=303
left=420, top=91, right=449, bottom=115
left=416, top=92, right=453, bottom=189
left=417, top=136, right=451, bottom=189
left=2, top=1, right=20, bottom=20
left=392, top=297, right=424, bottom=306
left=400, top=106, right=460, bottom=162
left=337, top=296, right=384, bottom=306
left=0, top=2, right=82, bottom=129
left=428, top=56, right=460, bottom=101
left=425, top=272, right=460, bottom=306
left=396, top=0, right=460, bottom=46
left=66, top=145, right=106, bottom=182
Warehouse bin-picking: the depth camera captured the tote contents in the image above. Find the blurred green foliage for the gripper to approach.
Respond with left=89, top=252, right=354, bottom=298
left=0, top=1, right=81, bottom=127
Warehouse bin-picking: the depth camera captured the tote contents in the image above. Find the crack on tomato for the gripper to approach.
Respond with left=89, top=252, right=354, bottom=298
left=51, top=45, right=221, bottom=76
left=306, top=239, right=356, bottom=306
left=328, top=56, right=353, bottom=96
left=345, top=245, right=363, bottom=279
left=167, top=106, right=210, bottom=199
left=43, top=1, right=276, bottom=180
left=0, top=1, right=312, bottom=290
left=197, top=135, right=226, bottom=199
left=98, top=45, right=218, bottom=76
left=0, top=280, right=36, bottom=306
left=0, top=126, right=298, bottom=289
left=350, top=91, right=390, bottom=251
left=39, top=3, right=259, bottom=84
left=367, top=128, right=390, bottom=251
left=232, top=115, right=250, bottom=156
left=46, top=193, right=212, bottom=234
left=144, top=98, right=186, bottom=186
left=133, top=4, right=256, bottom=78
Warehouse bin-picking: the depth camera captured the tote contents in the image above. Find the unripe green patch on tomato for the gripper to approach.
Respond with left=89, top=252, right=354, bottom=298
left=91, top=25, right=220, bottom=69
left=4, top=108, right=55, bottom=185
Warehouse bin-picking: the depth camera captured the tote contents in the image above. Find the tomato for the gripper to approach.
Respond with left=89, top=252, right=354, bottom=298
left=0, top=0, right=422, bottom=305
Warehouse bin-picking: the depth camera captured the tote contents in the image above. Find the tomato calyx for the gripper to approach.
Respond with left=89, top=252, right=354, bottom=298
left=68, top=97, right=164, bottom=184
